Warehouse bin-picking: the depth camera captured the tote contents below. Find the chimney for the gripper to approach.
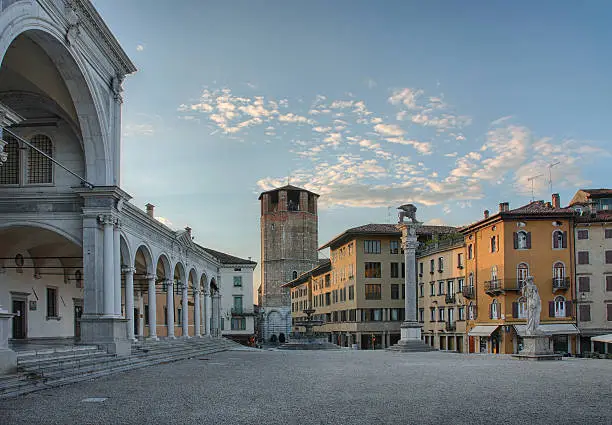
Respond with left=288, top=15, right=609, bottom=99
left=552, top=193, right=560, bottom=209
left=185, top=226, right=192, bottom=238
left=484, top=209, right=490, bottom=219
left=145, top=203, right=155, bottom=218
left=499, top=202, right=509, bottom=213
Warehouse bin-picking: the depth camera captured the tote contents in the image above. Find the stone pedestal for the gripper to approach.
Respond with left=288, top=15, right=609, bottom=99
left=513, top=333, right=561, bottom=361
left=80, top=317, right=131, bottom=356
left=0, top=310, right=17, bottom=374
left=389, top=321, right=435, bottom=352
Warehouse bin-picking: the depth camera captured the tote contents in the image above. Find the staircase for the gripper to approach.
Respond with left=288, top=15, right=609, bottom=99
left=0, top=337, right=242, bottom=398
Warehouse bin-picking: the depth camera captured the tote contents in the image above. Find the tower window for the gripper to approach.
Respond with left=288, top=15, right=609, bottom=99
left=28, top=134, right=53, bottom=184
left=292, top=270, right=298, bottom=280
left=0, top=133, right=19, bottom=184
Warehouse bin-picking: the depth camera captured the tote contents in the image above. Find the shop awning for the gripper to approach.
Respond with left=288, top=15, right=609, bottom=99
left=468, top=325, right=499, bottom=336
left=591, top=334, right=612, bottom=344
left=513, top=324, right=579, bottom=337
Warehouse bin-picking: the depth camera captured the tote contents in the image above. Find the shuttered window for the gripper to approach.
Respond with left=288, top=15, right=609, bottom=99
left=578, top=276, right=590, bottom=292
left=606, top=251, right=612, bottom=264
left=578, top=251, right=589, bottom=265
left=606, top=276, right=612, bottom=292
left=579, top=305, right=591, bottom=322
left=608, top=304, right=612, bottom=321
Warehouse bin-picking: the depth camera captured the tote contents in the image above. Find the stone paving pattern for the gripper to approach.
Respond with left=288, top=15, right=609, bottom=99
left=0, top=350, right=610, bottom=424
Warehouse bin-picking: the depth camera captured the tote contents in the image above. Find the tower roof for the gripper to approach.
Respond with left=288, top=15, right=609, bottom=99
left=258, top=184, right=319, bottom=200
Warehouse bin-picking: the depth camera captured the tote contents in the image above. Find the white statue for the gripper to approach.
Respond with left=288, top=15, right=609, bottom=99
left=522, top=276, right=541, bottom=335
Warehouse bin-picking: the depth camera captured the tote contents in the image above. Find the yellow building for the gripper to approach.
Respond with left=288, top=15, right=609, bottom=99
left=286, top=223, right=455, bottom=349
left=462, top=195, right=578, bottom=355
left=417, top=236, right=467, bottom=352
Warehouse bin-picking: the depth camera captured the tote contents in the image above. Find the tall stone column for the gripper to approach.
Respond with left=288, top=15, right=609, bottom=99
left=147, top=275, right=158, bottom=340
left=113, top=220, right=122, bottom=317
left=166, top=280, right=175, bottom=338
left=199, top=291, right=205, bottom=336
left=205, top=290, right=211, bottom=336
left=100, top=215, right=116, bottom=317
left=182, top=283, right=190, bottom=338
left=391, top=204, right=434, bottom=352
left=123, top=267, right=136, bottom=341
left=194, top=289, right=201, bottom=337
left=138, top=291, right=145, bottom=338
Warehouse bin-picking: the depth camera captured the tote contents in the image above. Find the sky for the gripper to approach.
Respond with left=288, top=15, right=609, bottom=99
left=92, top=0, right=612, bottom=292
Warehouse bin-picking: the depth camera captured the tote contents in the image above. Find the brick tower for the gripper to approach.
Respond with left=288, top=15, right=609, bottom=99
left=258, top=185, right=319, bottom=340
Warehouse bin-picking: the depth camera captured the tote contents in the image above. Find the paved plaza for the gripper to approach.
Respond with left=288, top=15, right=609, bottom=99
left=0, top=349, right=610, bottom=424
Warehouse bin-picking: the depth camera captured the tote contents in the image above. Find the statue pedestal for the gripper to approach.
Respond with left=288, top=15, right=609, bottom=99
left=513, top=333, right=561, bottom=361
left=388, top=321, right=435, bottom=352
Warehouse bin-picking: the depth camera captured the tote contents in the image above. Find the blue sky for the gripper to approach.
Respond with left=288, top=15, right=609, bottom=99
left=93, top=0, right=611, bottom=290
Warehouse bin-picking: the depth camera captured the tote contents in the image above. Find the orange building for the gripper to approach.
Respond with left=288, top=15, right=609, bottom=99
left=462, top=195, right=578, bottom=355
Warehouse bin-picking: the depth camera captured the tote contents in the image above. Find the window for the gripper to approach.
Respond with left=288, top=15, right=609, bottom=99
left=390, top=262, right=399, bottom=278
left=552, top=230, right=567, bottom=249
left=364, top=240, right=381, bottom=254
left=419, top=262, right=423, bottom=275
left=402, top=284, right=405, bottom=299
left=458, top=306, right=465, bottom=321
left=515, top=231, right=530, bottom=249
left=553, top=262, right=565, bottom=286
left=491, top=265, right=498, bottom=282
left=430, top=259, right=435, bottom=273
left=28, top=135, right=53, bottom=184
left=457, top=253, right=463, bottom=268
left=577, top=229, right=589, bottom=240
left=579, top=305, right=591, bottom=322
left=438, top=307, right=445, bottom=322
left=292, top=270, right=298, bottom=280
left=607, top=276, right=612, bottom=292
left=233, top=276, right=242, bottom=287
left=447, top=280, right=454, bottom=295
left=438, top=257, right=444, bottom=272
left=46, top=287, right=58, bottom=318
left=517, top=263, right=529, bottom=288
left=430, top=283, right=435, bottom=296
left=608, top=304, right=612, bottom=321
left=605, top=229, right=612, bottom=239
left=490, top=300, right=499, bottom=319
left=348, top=243, right=353, bottom=255
left=231, top=318, right=246, bottom=330
left=438, top=281, right=445, bottom=295
left=325, top=292, right=331, bottom=306
left=468, top=303, right=475, bottom=320
left=401, top=263, right=405, bottom=278
left=418, top=308, right=424, bottom=323
left=578, top=251, right=589, bottom=265
left=430, top=308, right=436, bottom=321
left=457, top=278, right=464, bottom=292
left=553, top=296, right=566, bottom=318
left=468, top=273, right=474, bottom=288
left=390, top=240, right=399, bottom=254
left=490, top=236, right=497, bottom=253
left=606, top=251, right=612, bottom=264
left=364, top=262, right=381, bottom=278
left=391, top=284, right=399, bottom=299
left=419, top=283, right=424, bottom=297
left=468, top=244, right=473, bottom=259
left=233, top=296, right=243, bottom=313
left=325, top=274, right=331, bottom=287
left=0, top=134, right=19, bottom=184
left=578, top=276, right=590, bottom=292
left=516, top=297, right=527, bottom=319
left=348, top=285, right=354, bottom=300
left=365, top=284, right=382, bottom=300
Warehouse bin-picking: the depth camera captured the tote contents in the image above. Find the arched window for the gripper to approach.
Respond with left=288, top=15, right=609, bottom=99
left=468, top=302, right=475, bottom=320
left=554, top=296, right=566, bottom=318
left=553, top=262, right=565, bottom=280
left=490, top=299, right=500, bottom=319
left=468, top=272, right=474, bottom=288
left=552, top=230, right=564, bottom=249
left=292, top=270, right=298, bottom=280
left=517, top=296, right=527, bottom=318
left=0, top=133, right=19, bottom=185
left=491, top=265, right=498, bottom=282
left=28, top=134, right=53, bottom=184
left=517, top=231, right=528, bottom=249
left=468, top=244, right=473, bottom=259
left=517, top=263, right=529, bottom=288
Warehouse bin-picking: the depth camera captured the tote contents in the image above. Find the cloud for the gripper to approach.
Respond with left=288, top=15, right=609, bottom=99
left=123, top=123, right=155, bottom=137
left=491, top=115, right=513, bottom=126
left=411, top=113, right=472, bottom=130
left=366, top=78, right=377, bottom=89
left=388, top=88, right=423, bottom=109
left=155, top=216, right=174, bottom=228
left=136, top=44, right=144, bottom=52
left=374, top=123, right=404, bottom=137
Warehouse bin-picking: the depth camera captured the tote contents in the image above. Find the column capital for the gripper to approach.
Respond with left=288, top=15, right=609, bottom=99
left=144, top=274, right=156, bottom=281
left=122, top=266, right=136, bottom=274
left=204, top=290, right=210, bottom=297
left=97, top=214, right=117, bottom=226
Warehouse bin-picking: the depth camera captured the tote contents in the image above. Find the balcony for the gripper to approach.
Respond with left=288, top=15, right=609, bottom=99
left=462, top=286, right=475, bottom=299
left=445, top=293, right=456, bottom=304
left=552, top=277, right=570, bottom=291
left=503, top=279, right=525, bottom=292
left=484, top=279, right=504, bottom=296
left=445, top=321, right=456, bottom=331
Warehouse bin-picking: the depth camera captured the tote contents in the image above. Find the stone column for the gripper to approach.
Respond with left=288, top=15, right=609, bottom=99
left=205, top=291, right=211, bottom=336
left=194, top=289, right=201, bottom=337
left=166, top=280, right=175, bottom=338
left=199, top=291, right=205, bottom=336
left=182, top=283, right=190, bottom=338
left=147, top=275, right=158, bottom=340
left=138, top=292, right=145, bottom=338
left=123, top=267, right=136, bottom=341
left=101, top=215, right=116, bottom=317
left=392, top=204, right=433, bottom=352
left=113, top=220, right=122, bottom=316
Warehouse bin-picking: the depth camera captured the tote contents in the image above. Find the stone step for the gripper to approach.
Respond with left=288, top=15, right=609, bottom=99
left=18, top=350, right=110, bottom=367
left=16, top=345, right=100, bottom=360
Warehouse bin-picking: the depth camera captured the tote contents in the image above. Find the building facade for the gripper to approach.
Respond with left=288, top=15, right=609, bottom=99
left=569, top=189, right=612, bottom=354
left=287, top=223, right=456, bottom=349
left=0, top=0, right=255, bottom=368
left=258, top=185, right=319, bottom=341
left=417, top=236, right=467, bottom=352
left=462, top=196, right=579, bottom=355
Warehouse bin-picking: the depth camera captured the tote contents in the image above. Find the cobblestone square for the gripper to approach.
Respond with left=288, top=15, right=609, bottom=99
left=1, top=350, right=610, bottom=425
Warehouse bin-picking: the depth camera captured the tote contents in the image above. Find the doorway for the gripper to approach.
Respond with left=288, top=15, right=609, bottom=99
left=134, top=308, right=140, bottom=337
left=12, top=299, right=26, bottom=339
left=73, top=299, right=83, bottom=340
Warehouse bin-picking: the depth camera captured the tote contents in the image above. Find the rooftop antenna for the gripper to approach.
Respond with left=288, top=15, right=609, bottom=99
left=548, top=161, right=560, bottom=194
left=527, top=174, right=544, bottom=202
